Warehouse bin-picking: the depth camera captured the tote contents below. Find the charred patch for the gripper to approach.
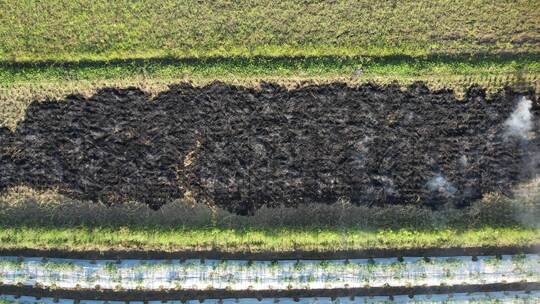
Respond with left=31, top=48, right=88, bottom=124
left=0, top=82, right=538, bottom=214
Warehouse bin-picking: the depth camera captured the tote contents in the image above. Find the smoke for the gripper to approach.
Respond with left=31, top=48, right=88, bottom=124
left=427, top=174, right=457, bottom=197
left=374, top=175, right=398, bottom=196
left=503, top=96, right=540, bottom=230
left=504, top=96, right=534, bottom=140
left=459, top=155, right=468, bottom=167
left=351, top=136, right=371, bottom=168
left=503, top=96, right=539, bottom=181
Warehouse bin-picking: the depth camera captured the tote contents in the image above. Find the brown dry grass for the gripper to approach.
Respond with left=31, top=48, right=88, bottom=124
left=1, top=74, right=538, bottom=130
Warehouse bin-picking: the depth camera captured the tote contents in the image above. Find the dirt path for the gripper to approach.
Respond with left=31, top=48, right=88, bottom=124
left=2, top=283, right=539, bottom=301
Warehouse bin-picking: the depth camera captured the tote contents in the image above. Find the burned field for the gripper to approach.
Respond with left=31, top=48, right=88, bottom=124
left=0, top=82, right=538, bottom=215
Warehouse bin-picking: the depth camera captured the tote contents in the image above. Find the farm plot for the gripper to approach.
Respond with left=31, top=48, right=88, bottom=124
left=1, top=0, right=539, bottom=302
left=0, top=255, right=538, bottom=291
left=0, top=83, right=538, bottom=214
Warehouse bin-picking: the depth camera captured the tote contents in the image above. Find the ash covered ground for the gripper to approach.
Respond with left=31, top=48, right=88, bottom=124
left=0, top=82, right=538, bottom=214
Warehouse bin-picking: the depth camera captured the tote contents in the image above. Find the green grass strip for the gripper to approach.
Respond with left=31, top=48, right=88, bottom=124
left=0, top=54, right=538, bottom=86
left=1, top=0, right=538, bottom=61
left=0, top=226, right=537, bottom=253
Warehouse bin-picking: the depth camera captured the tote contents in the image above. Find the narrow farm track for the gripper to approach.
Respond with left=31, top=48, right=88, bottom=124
left=1, top=283, right=539, bottom=302
left=1, top=290, right=540, bottom=303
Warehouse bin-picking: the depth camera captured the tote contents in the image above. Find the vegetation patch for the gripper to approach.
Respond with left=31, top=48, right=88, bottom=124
left=1, top=0, right=539, bottom=61
left=0, top=226, right=538, bottom=255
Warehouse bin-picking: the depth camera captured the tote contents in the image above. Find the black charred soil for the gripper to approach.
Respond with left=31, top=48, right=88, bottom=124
left=0, top=82, right=538, bottom=215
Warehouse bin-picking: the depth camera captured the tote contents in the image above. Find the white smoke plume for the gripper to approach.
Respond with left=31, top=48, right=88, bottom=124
left=351, top=136, right=371, bottom=168
left=459, top=155, right=468, bottom=168
left=427, top=174, right=457, bottom=197
left=502, top=96, right=540, bottom=230
left=504, top=96, right=534, bottom=140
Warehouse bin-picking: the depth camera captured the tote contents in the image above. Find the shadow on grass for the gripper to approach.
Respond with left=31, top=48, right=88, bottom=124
left=0, top=188, right=538, bottom=230
left=1, top=52, right=539, bottom=72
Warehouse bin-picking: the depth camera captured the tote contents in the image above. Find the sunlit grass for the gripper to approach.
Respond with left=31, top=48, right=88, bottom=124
left=1, top=55, right=538, bottom=85
left=1, top=0, right=538, bottom=61
left=0, top=226, right=537, bottom=252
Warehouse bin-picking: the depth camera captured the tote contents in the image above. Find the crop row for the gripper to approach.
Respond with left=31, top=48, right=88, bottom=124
left=0, top=255, right=538, bottom=291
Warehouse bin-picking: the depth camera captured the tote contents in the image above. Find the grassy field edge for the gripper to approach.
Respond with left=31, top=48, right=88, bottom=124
left=1, top=54, right=539, bottom=130
left=1, top=187, right=539, bottom=254
left=0, top=226, right=538, bottom=255
left=2, top=1, right=538, bottom=62
left=2, top=53, right=539, bottom=85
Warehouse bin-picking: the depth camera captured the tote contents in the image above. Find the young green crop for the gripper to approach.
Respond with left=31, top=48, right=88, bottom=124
left=1, top=0, right=538, bottom=61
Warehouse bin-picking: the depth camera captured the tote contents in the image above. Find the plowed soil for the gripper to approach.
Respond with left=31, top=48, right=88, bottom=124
left=0, top=82, right=538, bottom=214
